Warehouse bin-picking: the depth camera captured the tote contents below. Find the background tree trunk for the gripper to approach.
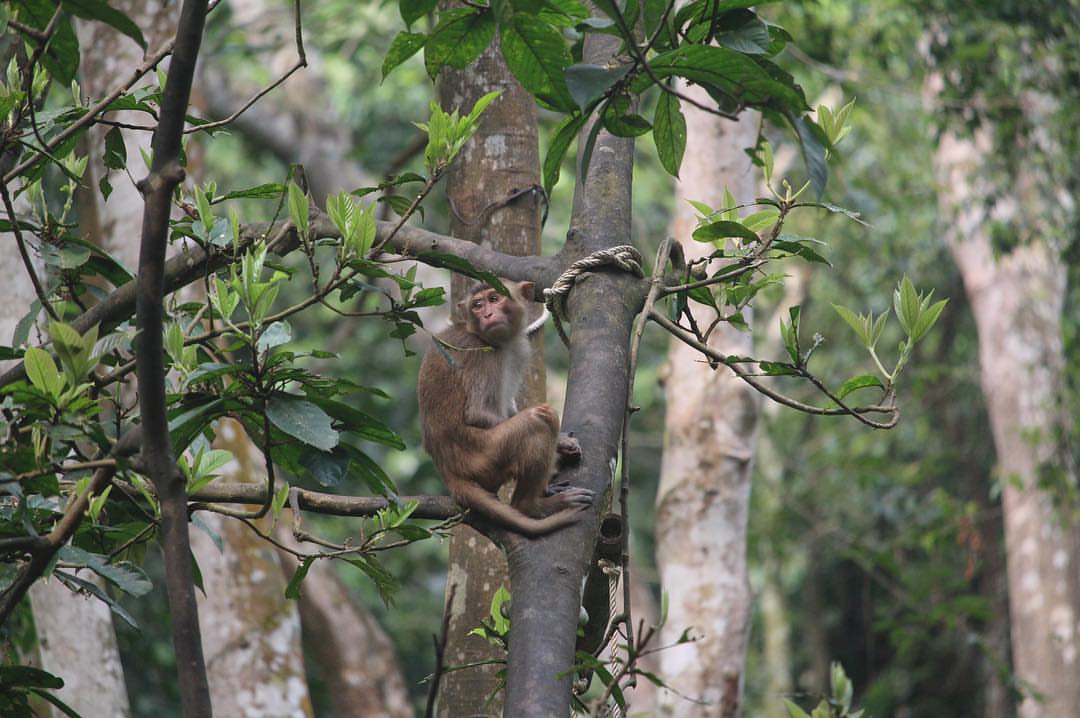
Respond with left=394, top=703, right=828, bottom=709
left=655, top=82, right=761, bottom=717
left=434, top=37, right=544, bottom=718
left=275, top=531, right=413, bottom=718
left=190, top=419, right=313, bottom=717
left=937, top=118, right=1080, bottom=718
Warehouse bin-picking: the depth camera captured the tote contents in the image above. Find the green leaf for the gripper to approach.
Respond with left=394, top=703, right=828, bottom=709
left=256, top=321, right=291, bottom=353
left=638, top=45, right=808, bottom=112
left=653, top=91, right=686, bottom=177
left=286, top=182, right=309, bottom=238
left=54, top=569, right=140, bottom=629
left=692, top=220, right=758, bottom=244
left=415, top=252, right=507, bottom=295
left=832, top=304, right=870, bottom=346
left=563, top=63, right=630, bottom=111
left=425, top=8, right=495, bottom=78
left=24, top=347, right=64, bottom=397
left=501, top=14, right=575, bottom=111
left=400, top=0, right=437, bottom=27
left=788, top=113, right=828, bottom=200
left=783, top=699, right=812, bottom=718
left=299, top=446, right=350, bottom=488
left=759, top=361, right=800, bottom=376
left=0, top=665, right=65, bottom=690
left=216, top=183, right=284, bottom=201
left=819, top=202, right=868, bottom=226
left=718, top=17, right=770, bottom=54
left=894, top=275, right=920, bottom=336
left=542, top=112, right=587, bottom=193
left=285, top=557, right=314, bottom=600
left=61, top=0, right=146, bottom=49
left=771, top=239, right=831, bottom=266
left=57, top=546, right=152, bottom=596
left=344, top=555, right=400, bottom=606
left=266, top=394, right=339, bottom=452
left=103, top=126, right=126, bottom=170
left=911, top=298, right=947, bottom=343
left=835, top=373, right=884, bottom=400
left=382, top=31, right=427, bottom=80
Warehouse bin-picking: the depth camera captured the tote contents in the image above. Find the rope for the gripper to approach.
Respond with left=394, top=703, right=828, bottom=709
left=543, top=245, right=645, bottom=347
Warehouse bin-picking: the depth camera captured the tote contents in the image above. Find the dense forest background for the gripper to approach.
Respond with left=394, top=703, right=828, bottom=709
left=0, top=1, right=1076, bottom=717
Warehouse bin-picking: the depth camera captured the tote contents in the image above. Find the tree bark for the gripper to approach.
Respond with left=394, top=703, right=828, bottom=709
left=434, top=33, right=545, bottom=718
left=937, top=121, right=1080, bottom=718
left=275, top=530, right=412, bottom=718
left=190, top=419, right=312, bottom=717
left=655, top=81, right=761, bottom=717
left=500, top=28, right=644, bottom=717
left=26, top=580, right=131, bottom=717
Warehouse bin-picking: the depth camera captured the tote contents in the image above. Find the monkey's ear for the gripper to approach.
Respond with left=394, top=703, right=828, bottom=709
left=518, top=281, right=536, bottom=301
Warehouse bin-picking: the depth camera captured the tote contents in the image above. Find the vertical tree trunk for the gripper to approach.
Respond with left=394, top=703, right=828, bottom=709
left=189, top=419, right=312, bottom=717
left=435, top=36, right=544, bottom=718
left=26, top=581, right=132, bottom=717
left=655, top=82, right=761, bottom=717
left=275, top=531, right=413, bottom=718
left=937, top=122, right=1080, bottom=718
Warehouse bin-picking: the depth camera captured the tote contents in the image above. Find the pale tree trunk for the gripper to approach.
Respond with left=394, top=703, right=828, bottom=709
left=79, top=3, right=313, bottom=711
left=936, top=117, right=1080, bottom=718
left=191, top=419, right=312, bottom=717
left=190, top=421, right=313, bottom=712
left=433, top=38, right=544, bottom=718
left=274, top=532, right=413, bottom=718
left=25, top=575, right=131, bottom=716
left=655, top=81, right=761, bottom=716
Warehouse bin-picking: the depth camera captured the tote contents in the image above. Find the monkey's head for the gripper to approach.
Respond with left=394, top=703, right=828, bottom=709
left=462, top=280, right=534, bottom=346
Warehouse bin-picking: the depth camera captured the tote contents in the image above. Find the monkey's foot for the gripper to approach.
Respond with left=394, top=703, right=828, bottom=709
left=556, top=433, right=582, bottom=467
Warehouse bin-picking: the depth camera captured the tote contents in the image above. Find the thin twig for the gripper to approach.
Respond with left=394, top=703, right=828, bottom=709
left=0, top=180, right=59, bottom=321
left=649, top=309, right=898, bottom=428
left=426, top=583, right=457, bottom=718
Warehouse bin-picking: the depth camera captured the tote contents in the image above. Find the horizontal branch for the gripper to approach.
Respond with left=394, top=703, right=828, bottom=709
left=0, top=210, right=558, bottom=389
left=186, top=482, right=460, bottom=520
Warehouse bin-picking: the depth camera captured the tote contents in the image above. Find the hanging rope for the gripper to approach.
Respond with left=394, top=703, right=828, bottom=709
left=543, top=245, right=645, bottom=347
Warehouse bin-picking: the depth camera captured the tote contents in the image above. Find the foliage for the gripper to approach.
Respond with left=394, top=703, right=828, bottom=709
left=784, top=662, right=866, bottom=718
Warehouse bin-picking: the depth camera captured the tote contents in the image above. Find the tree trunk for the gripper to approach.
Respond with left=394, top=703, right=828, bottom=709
left=655, top=82, right=761, bottom=717
left=190, top=419, right=312, bottom=717
left=275, top=531, right=413, bottom=718
left=434, top=36, right=545, bottom=718
left=937, top=123, right=1080, bottom=718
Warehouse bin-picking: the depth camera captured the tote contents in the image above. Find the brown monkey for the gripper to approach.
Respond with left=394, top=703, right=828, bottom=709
left=418, top=279, right=592, bottom=536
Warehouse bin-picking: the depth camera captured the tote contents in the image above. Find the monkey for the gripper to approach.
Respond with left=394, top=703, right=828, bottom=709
left=417, top=279, right=592, bottom=536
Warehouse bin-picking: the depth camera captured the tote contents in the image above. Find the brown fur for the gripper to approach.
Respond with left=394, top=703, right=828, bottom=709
left=418, top=281, right=591, bottom=536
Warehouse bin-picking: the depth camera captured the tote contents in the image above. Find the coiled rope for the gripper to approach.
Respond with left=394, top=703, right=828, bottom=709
left=543, top=245, right=645, bottom=347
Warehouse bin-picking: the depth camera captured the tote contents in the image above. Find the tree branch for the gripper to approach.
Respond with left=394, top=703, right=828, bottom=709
left=133, top=0, right=213, bottom=714
left=648, top=309, right=899, bottom=429
left=0, top=213, right=557, bottom=390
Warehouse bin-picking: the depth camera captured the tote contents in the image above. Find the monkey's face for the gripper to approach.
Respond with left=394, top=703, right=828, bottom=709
left=467, top=287, right=522, bottom=345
